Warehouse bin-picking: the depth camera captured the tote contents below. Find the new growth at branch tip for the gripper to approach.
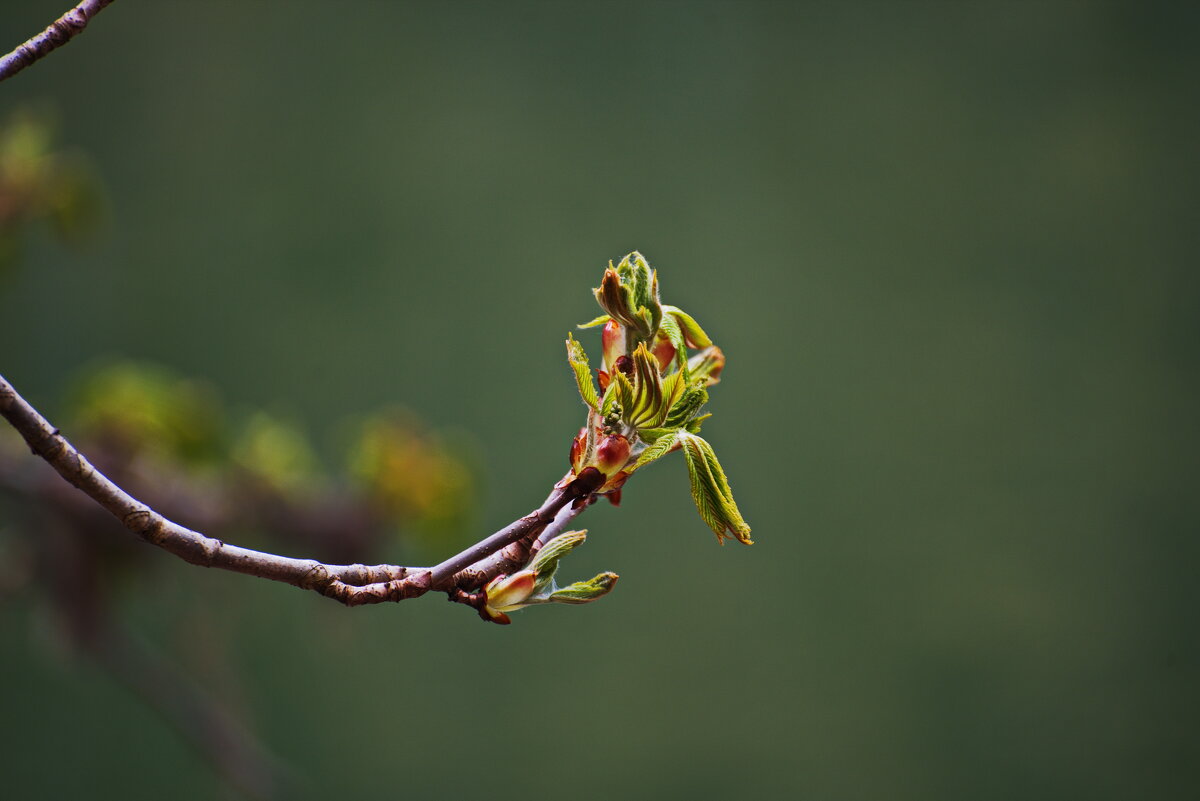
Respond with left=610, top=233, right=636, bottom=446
left=565, top=251, right=751, bottom=543
left=0, top=251, right=750, bottom=627
left=483, top=252, right=752, bottom=623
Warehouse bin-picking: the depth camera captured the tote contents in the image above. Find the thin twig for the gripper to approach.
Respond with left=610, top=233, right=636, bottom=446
left=534, top=497, right=593, bottom=551
left=427, top=470, right=599, bottom=587
left=0, top=372, right=596, bottom=612
left=0, top=0, right=115, bottom=83
left=439, top=488, right=595, bottom=592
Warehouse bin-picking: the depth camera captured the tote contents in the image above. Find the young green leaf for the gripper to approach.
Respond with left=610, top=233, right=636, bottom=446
left=630, top=429, right=680, bottom=472
left=686, top=345, right=725, bottom=386
left=547, top=572, right=619, bottom=604
left=626, top=343, right=664, bottom=428
left=565, top=334, right=600, bottom=410
left=530, top=529, right=587, bottom=595
left=663, top=378, right=707, bottom=429
left=610, top=370, right=635, bottom=419
left=678, top=431, right=752, bottom=545
left=662, top=305, right=713, bottom=349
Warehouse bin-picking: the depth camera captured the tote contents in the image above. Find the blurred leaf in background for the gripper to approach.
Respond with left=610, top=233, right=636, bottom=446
left=346, top=408, right=477, bottom=557
left=0, top=106, right=105, bottom=277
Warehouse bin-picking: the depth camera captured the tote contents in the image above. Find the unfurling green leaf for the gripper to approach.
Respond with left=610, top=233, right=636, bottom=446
left=530, top=529, right=587, bottom=594
left=664, top=379, right=708, bottom=429
left=593, top=252, right=663, bottom=341
left=630, top=430, right=680, bottom=472
left=566, top=334, right=600, bottom=410
left=686, top=345, right=726, bottom=386
left=486, top=530, right=619, bottom=621
left=548, top=572, right=619, bottom=603
left=678, top=431, right=752, bottom=545
left=594, top=266, right=644, bottom=337
left=635, top=427, right=675, bottom=444
left=610, top=370, right=635, bottom=417
left=617, top=251, right=654, bottom=311
left=627, top=343, right=664, bottom=427
left=662, top=305, right=713, bottom=349
left=618, top=343, right=686, bottom=430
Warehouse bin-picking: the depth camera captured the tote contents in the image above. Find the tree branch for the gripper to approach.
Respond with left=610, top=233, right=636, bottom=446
left=0, top=372, right=596, bottom=613
left=0, top=0, right=115, bottom=83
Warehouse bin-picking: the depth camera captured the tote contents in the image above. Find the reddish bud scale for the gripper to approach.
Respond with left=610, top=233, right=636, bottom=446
left=652, top=335, right=677, bottom=372
left=595, top=433, right=631, bottom=475
left=601, top=470, right=630, bottom=495
left=569, top=427, right=587, bottom=472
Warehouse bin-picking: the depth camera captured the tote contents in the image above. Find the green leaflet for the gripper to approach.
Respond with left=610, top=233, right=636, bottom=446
left=594, top=266, right=647, bottom=338
left=600, top=376, right=620, bottom=417
left=629, top=379, right=705, bottom=445
left=658, top=370, right=686, bottom=422
left=647, top=269, right=663, bottom=335
left=664, top=380, right=708, bottom=429
left=566, top=334, right=600, bottom=410
left=547, top=572, right=619, bottom=604
left=493, top=531, right=620, bottom=616
left=618, top=252, right=652, bottom=310
left=630, top=429, right=680, bottom=472
left=601, top=252, right=662, bottom=341
left=686, top=346, right=725, bottom=386
left=611, top=370, right=635, bottom=419
left=678, top=431, right=752, bottom=545
left=635, top=427, right=674, bottom=444
left=530, top=529, right=587, bottom=595
left=628, top=344, right=663, bottom=427
left=618, top=344, right=686, bottom=430
left=662, top=305, right=713, bottom=349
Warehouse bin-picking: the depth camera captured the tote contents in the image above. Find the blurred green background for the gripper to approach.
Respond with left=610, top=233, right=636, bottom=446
left=2, top=1, right=1197, bottom=798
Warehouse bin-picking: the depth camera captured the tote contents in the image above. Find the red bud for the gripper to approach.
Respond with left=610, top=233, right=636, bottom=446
left=601, top=319, right=624, bottom=370
left=595, top=433, right=631, bottom=475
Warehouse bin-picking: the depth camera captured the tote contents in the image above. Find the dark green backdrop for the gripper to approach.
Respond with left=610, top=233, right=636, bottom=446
left=2, top=2, right=1196, bottom=799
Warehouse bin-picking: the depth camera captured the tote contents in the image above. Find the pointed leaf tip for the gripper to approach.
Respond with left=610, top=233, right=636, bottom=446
left=566, top=334, right=601, bottom=410
left=548, top=572, right=619, bottom=604
left=678, top=431, right=752, bottom=545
